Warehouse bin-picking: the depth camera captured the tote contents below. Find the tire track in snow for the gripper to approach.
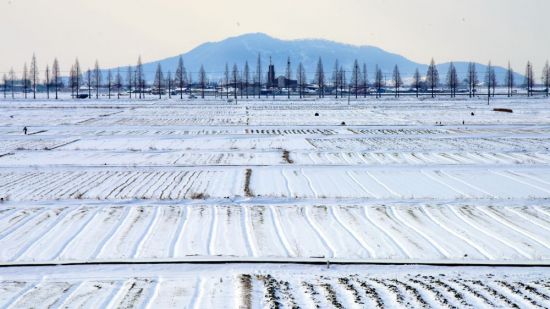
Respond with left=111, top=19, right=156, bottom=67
left=389, top=206, right=451, bottom=259
left=9, top=207, right=72, bottom=262
left=141, top=277, right=160, bottom=309
left=303, top=206, right=335, bottom=258
left=100, top=280, right=126, bottom=309
left=170, top=206, right=188, bottom=257
left=477, top=206, right=550, bottom=248
left=346, top=171, right=380, bottom=198
left=281, top=169, right=292, bottom=198
left=534, top=206, right=550, bottom=218
left=365, top=171, right=400, bottom=197
left=491, top=170, right=550, bottom=195
left=188, top=277, right=204, bottom=309
left=330, top=206, right=375, bottom=258
left=0, top=208, right=47, bottom=240
left=421, top=170, right=471, bottom=198
left=421, top=205, right=494, bottom=259
left=507, top=170, right=550, bottom=187
left=507, top=208, right=550, bottom=233
left=300, top=168, right=318, bottom=198
left=448, top=205, right=532, bottom=259
left=268, top=205, right=294, bottom=257
left=49, top=206, right=102, bottom=261
left=132, top=206, right=161, bottom=258
left=207, top=205, right=217, bottom=256
left=50, top=281, right=83, bottom=308
left=0, top=208, right=18, bottom=223
left=0, top=280, right=40, bottom=309
left=439, top=170, right=496, bottom=198
left=91, top=206, right=131, bottom=259
left=362, top=207, right=411, bottom=259
left=241, top=206, right=255, bottom=257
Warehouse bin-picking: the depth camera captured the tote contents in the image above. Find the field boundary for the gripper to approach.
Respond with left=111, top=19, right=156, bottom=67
left=1, top=257, right=550, bottom=268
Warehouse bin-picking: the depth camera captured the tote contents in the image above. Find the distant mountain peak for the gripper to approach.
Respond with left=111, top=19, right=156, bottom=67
left=135, top=33, right=522, bottom=82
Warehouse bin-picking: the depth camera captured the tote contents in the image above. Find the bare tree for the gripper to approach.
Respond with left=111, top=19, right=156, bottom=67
left=29, top=54, right=38, bottom=99
left=45, top=64, right=50, bottom=99
left=199, top=65, right=206, bottom=98
left=232, top=64, right=239, bottom=99
left=525, top=61, right=534, bottom=96
left=314, top=57, right=325, bottom=98
left=126, top=66, right=133, bottom=99
left=297, top=62, right=306, bottom=99
left=93, top=60, right=102, bottom=99
left=106, top=70, right=113, bottom=99
left=243, top=61, right=250, bottom=99
left=115, top=68, right=122, bottom=99
left=542, top=60, right=549, bottom=97
left=223, top=63, right=229, bottom=99
left=52, top=58, right=60, bottom=99
left=167, top=71, right=172, bottom=99
left=467, top=62, right=479, bottom=97
left=426, top=58, right=439, bottom=98
left=22, top=63, right=28, bottom=99
left=73, top=59, right=82, bottom=97
left=485, top=61, right=496, bottom=103
left=175, top=57, right=186, bottom=99
left=374, top=65, right=384, bottom=98
left=392, top=65, right=403, bottom=98
left=446, top=62, right=458, bottom=98
left=255, top=53, right=262, bottom=98
left=136, top=56, right=144, bottom=99
left=332, top=59, right=340, bottom=98
left=413, top=68, right=421, bottom=97
left=2, top=74, right=7, bottom=98
left=86, top=69, right=92, bottom=98
left=362, top=63, right=368, bottom=97
left=505, top=61, right=515, bottom=97
left=351, top=59, right=360, bottom=98
left=154, top=64, right=164, bottom=99
left=491, top=67, right=497, bottom=97
left=9, top=68, right=15, bottom=99
left=339, top=66, right=345, bottom=97
left=286, top=57, right=292, bottom=99
left=188, top=71, right=193, bottom=95
left=69, top=65, right=75, bottom=97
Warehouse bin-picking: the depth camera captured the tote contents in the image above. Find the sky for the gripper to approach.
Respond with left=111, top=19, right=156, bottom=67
left=1, top=0, right=548, bottom=75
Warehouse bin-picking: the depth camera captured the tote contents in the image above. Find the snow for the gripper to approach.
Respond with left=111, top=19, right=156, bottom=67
left=0, top=263, right=549, bottom=308
left=1, top=97, right=550, bottom=306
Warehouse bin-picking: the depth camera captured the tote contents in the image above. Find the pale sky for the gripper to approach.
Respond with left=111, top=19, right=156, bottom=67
left=1, top=0, right=548, bottom=74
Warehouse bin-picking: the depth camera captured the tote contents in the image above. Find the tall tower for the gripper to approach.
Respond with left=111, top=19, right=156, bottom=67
left=267, top=57, right=276, bottom=88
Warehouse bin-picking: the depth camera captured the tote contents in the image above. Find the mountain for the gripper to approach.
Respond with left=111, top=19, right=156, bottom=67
left=127, top=33, right=522, bottom=84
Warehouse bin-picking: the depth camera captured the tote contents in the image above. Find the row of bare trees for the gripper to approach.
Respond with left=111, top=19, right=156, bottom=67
left=2, top=54, right=550, bottom=99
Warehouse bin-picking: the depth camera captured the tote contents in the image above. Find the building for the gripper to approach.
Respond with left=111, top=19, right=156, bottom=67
left=277, top=76, right=297, bottom=89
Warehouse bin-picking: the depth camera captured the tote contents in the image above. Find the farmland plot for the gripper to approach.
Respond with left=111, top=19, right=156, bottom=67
left=0, top=264, right=548, bottom=308
left=1, top=98, right=550, bottom=304
left=0, top=202, right=549, bottom=263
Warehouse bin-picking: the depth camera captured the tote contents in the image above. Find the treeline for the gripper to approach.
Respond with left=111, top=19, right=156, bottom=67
left=2, top=53, right=550, bottom=100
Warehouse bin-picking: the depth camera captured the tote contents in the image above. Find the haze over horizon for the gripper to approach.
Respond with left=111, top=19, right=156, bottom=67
left=1, top=0, right=549, bottom=74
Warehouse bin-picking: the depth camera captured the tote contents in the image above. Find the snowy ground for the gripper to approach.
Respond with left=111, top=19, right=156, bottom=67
left=1, top=264, right=549, bottom=308
left=0, top=97, right=549, bottom=307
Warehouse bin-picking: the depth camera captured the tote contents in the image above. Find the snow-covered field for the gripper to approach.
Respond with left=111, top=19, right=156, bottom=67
left=0, top=202, right=549, bottom=263
left=0, top=97, right=549, bottom=307
left=1, top=264, right=549, bottom=308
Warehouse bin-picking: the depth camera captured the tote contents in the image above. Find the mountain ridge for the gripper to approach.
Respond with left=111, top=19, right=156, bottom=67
left=117, top=33, right=522, bottom=84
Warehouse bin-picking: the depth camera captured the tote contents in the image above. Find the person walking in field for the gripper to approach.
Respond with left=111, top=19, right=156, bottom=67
left=23, top=126, right=27, bottom=135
